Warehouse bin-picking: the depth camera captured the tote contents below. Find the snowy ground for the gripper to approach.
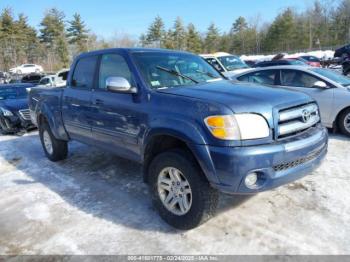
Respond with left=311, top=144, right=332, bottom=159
left=241, top=50, right=336, bottom=62
left=0, top=131, right=349, bottom=255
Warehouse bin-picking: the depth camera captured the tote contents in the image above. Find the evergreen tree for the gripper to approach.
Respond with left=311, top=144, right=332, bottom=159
left=172, top=17, right=187, bottom=50
left=145, top=15, right=165, bottom=47
left=204, top=23, right=220, bottom=53
left=186, top=23, right=202, bottom=53
left=0, top=8, right=16, bottom=69
left=39, top=8, right=69, bottom=69
left=67, top=13, right=89, bottom=53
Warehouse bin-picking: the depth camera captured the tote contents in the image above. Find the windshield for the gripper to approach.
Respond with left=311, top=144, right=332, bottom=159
left=288, top=60, right=307, bottom=65
left=132, top=52, right=223, bottom=89
left=0, top=86, right=27, bottom=100
left=217, top=55, right=249, bottom=71
left=311, top=68, right=350, bottom=86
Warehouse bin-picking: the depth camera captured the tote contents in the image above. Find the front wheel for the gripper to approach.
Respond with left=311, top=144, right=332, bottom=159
left=148, top=149, right=219, bottom=230
left=338, top=108, right=350, bottom=137
left=39, top=121, right=68, bottom=161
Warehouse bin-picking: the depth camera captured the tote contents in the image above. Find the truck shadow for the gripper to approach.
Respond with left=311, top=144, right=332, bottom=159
left=1, top=132, right=347, bottom=233
left=0, top=133, right=253, bottom=233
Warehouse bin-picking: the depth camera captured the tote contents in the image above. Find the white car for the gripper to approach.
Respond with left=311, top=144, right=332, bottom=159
left=38, top=75, right=66, bottom=88
left=9, top=64, right=43, bottom=75
left=200, top=52, right=251, bottom=79
left=233, top=65, right=350, bottom=136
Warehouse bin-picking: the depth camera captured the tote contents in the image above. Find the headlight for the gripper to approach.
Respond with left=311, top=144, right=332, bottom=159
left=204, top=114, right=270, bottom=140
left=0, top=107, right=13, bottom=116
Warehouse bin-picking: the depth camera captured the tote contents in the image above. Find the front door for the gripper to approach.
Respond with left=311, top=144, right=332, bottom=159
left=90, top=52, right=142, bottom=161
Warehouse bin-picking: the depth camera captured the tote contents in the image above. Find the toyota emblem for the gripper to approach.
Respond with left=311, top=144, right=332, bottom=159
left=302, top=109, right=311, bottom=123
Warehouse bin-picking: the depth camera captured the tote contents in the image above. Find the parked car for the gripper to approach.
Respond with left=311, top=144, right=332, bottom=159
left=253, top=59, right=308, bottom=68
left=38, top=74, right=66, bottom=87
left=29, top=48, right=328, bottom=229
left=0, top=83, right=35, bottom=134
left=233, top=65, right=350, bottom=136
left=9, top=64, right=43, bottom=75
left=333, top=44, right=350, bottom=76
left=21, top=73, right=44, bottom=85
left=299, top=55, right=321, bottom=67
left=200, top=52, right=250, bottom=78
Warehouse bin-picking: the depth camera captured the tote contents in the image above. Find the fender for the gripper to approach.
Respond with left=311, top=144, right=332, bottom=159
left=37, top=102, right=69, bottom=141
left=142, top=117, right=221, bottom=184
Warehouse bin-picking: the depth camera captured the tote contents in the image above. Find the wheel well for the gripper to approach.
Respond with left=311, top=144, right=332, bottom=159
left=38, top=114, right=47, bottom=127
left=143, top=135, right=195, bottom=183
left=334, top=106, right=350, bottom=130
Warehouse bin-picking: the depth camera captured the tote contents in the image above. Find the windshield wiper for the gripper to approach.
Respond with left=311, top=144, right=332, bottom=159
left=156, top=66, right=199, bottom=84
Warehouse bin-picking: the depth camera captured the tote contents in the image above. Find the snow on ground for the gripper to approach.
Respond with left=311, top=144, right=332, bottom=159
left=0, top=131, right=349, bottom=255
left=241, top=50, right=335, bottom=62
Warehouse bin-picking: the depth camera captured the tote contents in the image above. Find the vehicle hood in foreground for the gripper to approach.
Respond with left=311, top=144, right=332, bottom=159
left=157, top=80, right=313, bottom=115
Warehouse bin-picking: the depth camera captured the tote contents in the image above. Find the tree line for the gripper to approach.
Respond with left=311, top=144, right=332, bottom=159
left=141, top=0, right=350, bottom=55
left=0, top=0, right=350, bottom=71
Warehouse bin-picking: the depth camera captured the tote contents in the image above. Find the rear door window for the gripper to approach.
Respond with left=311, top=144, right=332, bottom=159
left=238, top=70, right=279, bottom=85
left=71, top=56, right=98, bottom=89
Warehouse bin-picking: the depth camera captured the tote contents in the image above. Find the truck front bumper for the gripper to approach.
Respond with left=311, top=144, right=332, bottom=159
left=197, top=125, right=328, bottom=194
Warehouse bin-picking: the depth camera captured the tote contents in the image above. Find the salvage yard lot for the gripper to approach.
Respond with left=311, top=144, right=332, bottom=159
left=0, top=131, right=349, bottom=255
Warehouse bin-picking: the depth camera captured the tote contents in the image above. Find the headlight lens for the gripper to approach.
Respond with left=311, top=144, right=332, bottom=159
left=0, top=107, right=13, bottom=116
left=205, top=114, right=270, bottom=140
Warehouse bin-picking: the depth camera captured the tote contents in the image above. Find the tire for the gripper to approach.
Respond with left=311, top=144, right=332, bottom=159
left=39, top=121, right=68, bottom=161
left=338, top=108, right=350, bottom=137
left=148, top=149, right=219, bottom=230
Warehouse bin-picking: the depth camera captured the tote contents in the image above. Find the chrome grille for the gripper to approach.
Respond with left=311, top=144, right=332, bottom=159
left=273, top=146, right=324, bottom=172
left=18, top=109, right=31, bottom=121
left=278, top=103, right=320, bottom=138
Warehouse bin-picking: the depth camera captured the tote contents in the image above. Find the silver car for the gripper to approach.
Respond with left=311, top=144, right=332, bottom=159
left=233, top=66, right=350, bottom=136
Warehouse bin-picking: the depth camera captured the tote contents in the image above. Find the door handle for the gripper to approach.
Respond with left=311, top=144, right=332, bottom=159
left=94, top=99, right=104, bottom=105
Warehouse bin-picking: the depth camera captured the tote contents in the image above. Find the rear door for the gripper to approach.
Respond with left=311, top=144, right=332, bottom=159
left=62, top=55, right=98, bottom=142
left=278, top=69, right=334, bottom=123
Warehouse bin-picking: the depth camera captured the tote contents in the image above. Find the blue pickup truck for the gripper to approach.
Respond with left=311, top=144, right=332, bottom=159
left=29, top=48, right=328, bottom=229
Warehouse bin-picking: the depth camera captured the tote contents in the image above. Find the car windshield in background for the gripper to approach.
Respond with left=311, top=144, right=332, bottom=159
left=132, top=52, right=223, bottom=89
left=289, top=59, right=307, bottom=65
left=311, top=68, right=350, bottom=86
left=301, top=56, right=320, bottom=62
left=217, top=56, right=249, bottom=70
left=0, top=87, right=27, bottom=100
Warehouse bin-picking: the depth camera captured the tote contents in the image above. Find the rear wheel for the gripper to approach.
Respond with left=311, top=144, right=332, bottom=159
left=39, top=121, right=68, bottom=161
left=148, top=149, right=218, bottom=230
left=338, top=108, right=350, bottom=137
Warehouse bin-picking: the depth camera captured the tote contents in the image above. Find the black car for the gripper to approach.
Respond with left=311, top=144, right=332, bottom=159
left=334, top=44, right=350, bottom=58
left=21, top=73, right=44, bottom=85
left=253, top=59, right=307, bottom=68
left=0, top=83, right=36, bottom=134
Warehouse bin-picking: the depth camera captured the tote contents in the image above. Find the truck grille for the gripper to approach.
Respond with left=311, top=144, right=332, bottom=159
left=273, top=146, right=324, bottom=172
left=277, top=103, right=320, bottom=139
left=18, top=109, right=31, bottom=121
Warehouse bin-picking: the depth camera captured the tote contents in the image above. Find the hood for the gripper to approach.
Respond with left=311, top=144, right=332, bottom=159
left=157, top=80, right=313, bottom=121
left=0, top=98, right=28, bottom=112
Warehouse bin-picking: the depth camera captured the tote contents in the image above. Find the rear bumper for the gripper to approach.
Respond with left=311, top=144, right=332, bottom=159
left=195, top=125, right=328, bottom=194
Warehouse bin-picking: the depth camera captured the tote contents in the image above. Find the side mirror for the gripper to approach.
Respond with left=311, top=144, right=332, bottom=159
left=313, top=80, right=328, bottom=89
left=106, top=77, right=137, bottom=93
